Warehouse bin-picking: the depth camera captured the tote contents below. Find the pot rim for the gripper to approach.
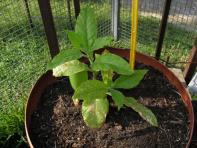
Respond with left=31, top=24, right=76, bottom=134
left=25, top=48, right=194, bottom=148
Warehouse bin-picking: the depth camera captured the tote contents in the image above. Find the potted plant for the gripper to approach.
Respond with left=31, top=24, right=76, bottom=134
left=25, top=7, right=194, bottom=148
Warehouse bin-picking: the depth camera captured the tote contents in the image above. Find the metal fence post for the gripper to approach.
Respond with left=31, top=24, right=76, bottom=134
left=112, top=0, right=120, bottom=41
left=23, top=0, right=34, bottom=29
left=66, top=0, right=74, bottom=29
left=37, top=0, right=60, bottom=58
left=155, top=0, right=172, bottom=60
left=73, top=0, right=80, bottom=19
left=184, top=38, right=197, bottom=84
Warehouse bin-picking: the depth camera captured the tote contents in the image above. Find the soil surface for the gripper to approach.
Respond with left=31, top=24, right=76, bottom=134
left=190, top=101, right=197, bottom=148
left=30, top=64, right=190, bottom=148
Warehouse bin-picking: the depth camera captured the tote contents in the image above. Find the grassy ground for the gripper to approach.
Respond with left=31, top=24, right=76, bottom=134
left=117, top=15, right=196, bottom=68
left=0, top=0, right=196, bottom=146
left=0, top=1, right=50, bottom=145
left=193, top=96, right=197, bottom=101
left=0, top=32, right=50, bottom=146
left=0, top=9, right=49, bottom=146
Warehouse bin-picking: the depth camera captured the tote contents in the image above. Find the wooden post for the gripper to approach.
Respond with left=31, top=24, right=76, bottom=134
left=184, top=38, right=197, bottom=85
left=155, top=0, right=172, bottom=60
left=37, top=0, right=60, bottom=58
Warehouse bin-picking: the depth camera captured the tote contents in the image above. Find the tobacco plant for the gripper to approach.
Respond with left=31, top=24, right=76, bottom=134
left=48, top=7, right=158, bottom=128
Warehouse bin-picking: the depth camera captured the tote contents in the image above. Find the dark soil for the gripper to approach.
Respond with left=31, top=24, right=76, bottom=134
left=190, top=101, right=197, bottom=148
left=30, top=64, right=190, bottom=148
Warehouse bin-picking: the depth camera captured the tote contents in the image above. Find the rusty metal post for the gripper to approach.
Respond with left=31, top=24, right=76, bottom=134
left=155, top=0, right=172, bottom=60
left=23, top=0, right=34, bottom=29
left=73, top=0, right=80, bottom=19
left=184, top=38, right=197, bottom=85
left=37, top=0, right=60, bottom=58
left=66, top=0, right=74, bottom=29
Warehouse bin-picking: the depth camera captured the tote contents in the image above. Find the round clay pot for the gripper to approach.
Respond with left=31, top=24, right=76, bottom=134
left=25, top=48, right=194, bottom=148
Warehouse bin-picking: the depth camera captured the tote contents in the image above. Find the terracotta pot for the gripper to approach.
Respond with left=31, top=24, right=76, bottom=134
left=25, top=48, right=194, bottom=148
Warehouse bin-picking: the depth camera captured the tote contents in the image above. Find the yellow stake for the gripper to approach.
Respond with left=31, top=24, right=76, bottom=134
left=130, top=0, right=139, bottom=70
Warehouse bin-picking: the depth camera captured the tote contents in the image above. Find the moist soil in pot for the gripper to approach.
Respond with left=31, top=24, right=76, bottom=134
left=30, top=63, right=190, bottom=148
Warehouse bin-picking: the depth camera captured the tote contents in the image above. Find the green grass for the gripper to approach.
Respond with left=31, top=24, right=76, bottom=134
left=193, top=95, right=197, bottom=101
left=0, top=8, right=49, bottom=143
left=0, top=35, right=50, bottom=145
left=117, top=15, right=196, bottom=68
left=0, top=0, right=196, bottom=146
left=0, top=1, right=50, bottom=145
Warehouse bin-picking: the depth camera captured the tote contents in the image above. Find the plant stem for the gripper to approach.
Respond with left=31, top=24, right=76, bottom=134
left=93, top=72, right=96, bottom=79
left=88, top=54, right=94, bottom=64
left=87, top=53, right=97, bottom=80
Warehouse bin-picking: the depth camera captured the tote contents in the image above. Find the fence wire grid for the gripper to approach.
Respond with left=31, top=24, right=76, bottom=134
left=0, top=0, right=49, bottom=141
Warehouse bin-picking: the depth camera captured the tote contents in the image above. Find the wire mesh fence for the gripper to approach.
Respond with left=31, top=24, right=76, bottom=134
left=0, top=0, right=196, bottom=144
left=117, top=0, right=164, bottom=55
left=43, top=0, right=197, bottom=70
left=50, top=0, right=76, bottom=48
left=162, top=0, right=197, bottom=69
left=50, top=0, right=112, bottom=49
left=116, top=0, right=197, bottom=69
left=0, top=0, right=49, bottom=142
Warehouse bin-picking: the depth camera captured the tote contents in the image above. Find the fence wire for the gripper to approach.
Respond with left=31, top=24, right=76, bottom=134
left=0, top=0, right=49, bottom=141
left=162, top=0, right=197, bottom=69
left=116, top=0, right=196, bottom=69
left=50, top=0, right=76, bottom=49
left=117, top=0, right=165, bottom=57
left=50, top=0, right=112, bottom=50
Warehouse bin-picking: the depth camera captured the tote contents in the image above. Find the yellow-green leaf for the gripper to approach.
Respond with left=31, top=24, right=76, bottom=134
left=110, top=89, right=125, bottom=110
left=75, top=7, right=97, bottom=52
left=82, top=98, right=109, bottom=128
left=113, top=70, right=148, bottom=89
left=53, top=60, right=87, bottom=77
left=73, top=80, right=108, bottom=102
left=92, top=53, right=133, bottom=75
left=92, top=36, right=113, bottom=51
left=124, top=97, right=158, bottom=127
left=47, top=49, right=82, bottom=70
left=67, top=31, right=84, bottom=50
left=69, top=71, right=88, bottom=90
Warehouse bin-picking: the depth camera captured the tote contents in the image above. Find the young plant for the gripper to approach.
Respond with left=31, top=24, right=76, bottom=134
left=47, top=7, right=158, bottom=128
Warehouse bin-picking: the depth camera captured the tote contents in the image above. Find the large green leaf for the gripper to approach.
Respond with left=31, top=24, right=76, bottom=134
left=92, top=53, right=133, bottom=75
left=124, top=97, right=158, bottom=127
left=73, top=80, right=108, bottom=102
left=110, top=89, right=125, bottom=110
left=47, top=49, right=82, bottom=70
left=82, top=98, right=109, bottom=128
left=113, top=70, right=148, bottom=89
left=75, top=7, right=97, bottom=52
left=92, top=36, right=113, bottom=51
left=53, top=60, right=87, bottom=77
left=67, top=31, right=84, bottom=50
left=69, top=71, right=88, bottom=90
